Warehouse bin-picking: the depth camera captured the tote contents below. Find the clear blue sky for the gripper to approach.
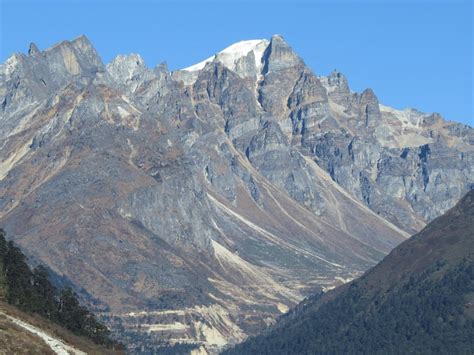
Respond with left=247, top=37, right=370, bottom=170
left=1, top=0, right=472, bottom=125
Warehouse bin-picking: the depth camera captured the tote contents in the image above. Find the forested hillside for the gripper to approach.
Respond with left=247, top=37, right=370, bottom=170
left=227, top=190, right=474, bottom=354
left=0, top=228, right=122, bottom=349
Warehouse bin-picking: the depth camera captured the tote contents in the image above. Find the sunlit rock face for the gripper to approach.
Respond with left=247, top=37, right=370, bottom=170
left=0, top=34, right=472, bottom=352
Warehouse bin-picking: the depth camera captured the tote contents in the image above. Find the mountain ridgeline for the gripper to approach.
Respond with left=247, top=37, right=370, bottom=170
left=0, top=229, right=121, bottom=349
left=0, top=34, right=472, bottom=351
left=227, top=190, right=474, bottom=354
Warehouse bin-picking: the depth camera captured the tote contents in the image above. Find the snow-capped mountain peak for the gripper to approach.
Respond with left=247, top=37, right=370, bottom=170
left=182, top=39, right=269, bottom=73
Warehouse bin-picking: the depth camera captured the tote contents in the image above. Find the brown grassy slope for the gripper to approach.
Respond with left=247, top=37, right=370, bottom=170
left=0, top=313, right=55, bottom=355
left=0, top=301, right=124, bottom=355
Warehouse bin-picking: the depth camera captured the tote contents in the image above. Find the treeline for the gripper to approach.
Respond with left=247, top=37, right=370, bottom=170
left=0, top=229, right=122, bottom=349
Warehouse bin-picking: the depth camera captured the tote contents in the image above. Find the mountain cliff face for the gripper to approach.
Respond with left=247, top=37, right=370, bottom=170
left=227, top=190, right=474, bottom=354
left=0, top=35, right=472, bottom=352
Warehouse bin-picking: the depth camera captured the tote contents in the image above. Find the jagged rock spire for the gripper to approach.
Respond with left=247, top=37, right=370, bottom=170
left=262, top=35, right=304, bottom=73
left=28, top=42, right=40, bottom=56
left=359, top=88, right=381, bottom=128
left=327, top=70, right=349, bottom=93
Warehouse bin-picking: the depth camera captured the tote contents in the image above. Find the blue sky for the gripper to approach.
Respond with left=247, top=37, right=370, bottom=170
left=1, top=0, right=472, bottom=125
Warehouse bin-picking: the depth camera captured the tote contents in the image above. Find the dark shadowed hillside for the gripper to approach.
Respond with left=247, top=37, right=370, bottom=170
left=226, top=190, right=474, bottom=354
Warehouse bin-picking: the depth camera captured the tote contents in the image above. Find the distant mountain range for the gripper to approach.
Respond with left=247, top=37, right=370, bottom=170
left=226, top=189, right=474, bottom=354
left=0, top=34, right=472, bottom=352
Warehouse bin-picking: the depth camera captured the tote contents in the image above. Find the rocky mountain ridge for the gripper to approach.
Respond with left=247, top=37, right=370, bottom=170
left=0, top=34, right=472, bottom=352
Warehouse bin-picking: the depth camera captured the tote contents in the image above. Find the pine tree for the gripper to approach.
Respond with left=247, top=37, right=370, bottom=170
left=57, top=287, right=87, bottom=333
left=0, top=229, right=7, bottom=299
left=4, top=241, right=34, bottom=309
left=32, top=265, right=58, bottom=320
left=0, top=229, right=7, bottom=260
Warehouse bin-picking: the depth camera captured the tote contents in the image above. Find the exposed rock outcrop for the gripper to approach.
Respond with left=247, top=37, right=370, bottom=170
left=0, top=35, right=472, bottom=352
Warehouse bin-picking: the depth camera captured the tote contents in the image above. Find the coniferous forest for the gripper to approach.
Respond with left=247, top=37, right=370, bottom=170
left=225, top=190, right=474, bottom=354
left=0, top=228, right=121, bottom=349
left=226, top=259, right=474, bottom=354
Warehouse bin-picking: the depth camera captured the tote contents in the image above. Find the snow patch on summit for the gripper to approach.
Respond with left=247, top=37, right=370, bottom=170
left=182, top=39, right=269, bottom=73
left=1, top=54, right=21, bottom=77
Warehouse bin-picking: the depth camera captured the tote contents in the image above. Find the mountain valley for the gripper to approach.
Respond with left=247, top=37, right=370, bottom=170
left=0, top=34, right=472, bottom=352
